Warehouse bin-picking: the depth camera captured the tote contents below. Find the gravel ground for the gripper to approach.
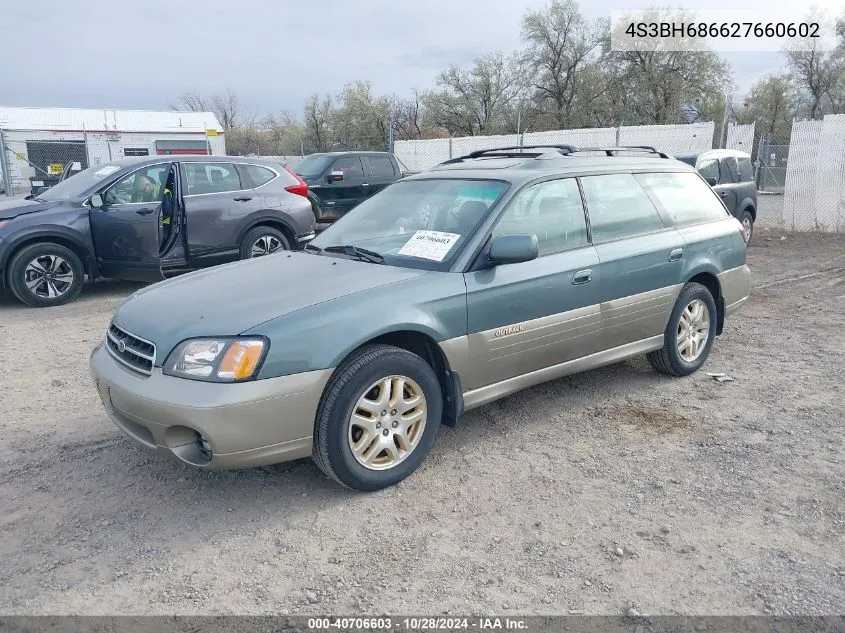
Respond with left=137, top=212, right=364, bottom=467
left=1, top=229, right=844, bottom=616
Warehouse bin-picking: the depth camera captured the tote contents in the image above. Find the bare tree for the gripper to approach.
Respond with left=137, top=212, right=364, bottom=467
left=302, top=94, right=334, bottom=152
left=521, top=0, right=604, bottom=128
left=423, top=52, right=525, bottom=136
left=737, top=74, right=800, bottom=137
left=172, top=89, right=240, bottom=131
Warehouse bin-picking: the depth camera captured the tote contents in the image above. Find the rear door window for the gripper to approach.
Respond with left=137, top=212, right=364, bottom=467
left=368, top=155, right=396, bottom=178
left=637, top=172, right=729, bottom=226
left=580, top=173, right=665, bottom=242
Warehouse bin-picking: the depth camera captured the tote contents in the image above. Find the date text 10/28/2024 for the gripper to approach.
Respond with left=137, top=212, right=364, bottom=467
left=307, top=617, right=528, bottom=630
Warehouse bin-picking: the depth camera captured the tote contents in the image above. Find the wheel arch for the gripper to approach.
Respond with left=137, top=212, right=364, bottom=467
left=2, top=229, right=96, bottom=288
left=237, top=213, right=297, bottom=249
left=331, top=328, right=463, bottom=428
left=740, top=198, right=756, bottom=220
left=685, top=270, right=724, bottom=335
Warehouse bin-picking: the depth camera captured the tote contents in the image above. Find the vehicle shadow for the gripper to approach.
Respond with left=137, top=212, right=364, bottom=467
left=0, top=279, right=146, bottom=310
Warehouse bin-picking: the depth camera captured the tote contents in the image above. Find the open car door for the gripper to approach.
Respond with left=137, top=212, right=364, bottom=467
left=88, top=163, right=171, bottom=283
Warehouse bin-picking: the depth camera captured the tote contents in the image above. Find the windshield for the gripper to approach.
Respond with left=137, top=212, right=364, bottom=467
left=293, top=154, right=334, bottom=178
left=37, top=163, right=123, bottom=201
left=310, top=178, right=509, bottom=271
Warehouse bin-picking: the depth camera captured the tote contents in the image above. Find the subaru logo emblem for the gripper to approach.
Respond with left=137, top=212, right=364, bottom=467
left=117, top=340, right=126, bottom=353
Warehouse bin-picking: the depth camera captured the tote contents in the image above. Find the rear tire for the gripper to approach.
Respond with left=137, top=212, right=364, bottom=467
left=312, top=344, right=442, bottom=491
left=740, top=210, right=754, bottom=245
left=647, top=282, right=717, bottom=377
left=8, top=242, right=85, bottom=308
left=239, top=226, right=291, bottom=259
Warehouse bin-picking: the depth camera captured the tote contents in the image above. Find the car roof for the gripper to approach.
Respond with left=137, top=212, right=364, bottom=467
left=99, top=155, right=286, bottom=169
left=406, top=147, right=697, bottom=185
left=303, top=151, right=389, bottom=158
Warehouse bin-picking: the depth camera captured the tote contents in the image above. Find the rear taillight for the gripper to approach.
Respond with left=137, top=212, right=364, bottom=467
left=731, top=217, right=749, bottom=243
left=284, top=165, right=308, bottom=197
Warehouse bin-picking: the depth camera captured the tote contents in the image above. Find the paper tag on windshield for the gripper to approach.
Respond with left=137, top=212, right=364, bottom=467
left=397, top=230, right=461, bottom=261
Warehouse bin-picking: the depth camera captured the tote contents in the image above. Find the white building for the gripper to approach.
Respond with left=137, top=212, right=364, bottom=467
left=0, top=106, right=226, bottom=192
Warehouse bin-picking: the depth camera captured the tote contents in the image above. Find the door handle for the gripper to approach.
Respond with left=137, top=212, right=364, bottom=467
left=719, top=192, right=728, bottom=197
left=135, top=208, right=155, bottom=216
left=572, top=269, right=592, bottom=285
left=362, top=183, right=370, bottom=187
left=669, top=248, right=684, bottom=262
left=234, top=196, right=252, bottom=202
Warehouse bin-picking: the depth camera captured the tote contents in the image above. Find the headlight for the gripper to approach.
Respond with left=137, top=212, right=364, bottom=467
left=163, top=337, right=268, bottom=382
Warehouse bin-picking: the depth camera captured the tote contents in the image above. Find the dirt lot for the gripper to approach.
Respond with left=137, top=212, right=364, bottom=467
left=1, top=228, right=843, bottom=616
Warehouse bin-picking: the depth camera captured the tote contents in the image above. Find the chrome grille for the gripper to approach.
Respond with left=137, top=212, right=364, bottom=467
left=106, top=323, right=156, bottom=375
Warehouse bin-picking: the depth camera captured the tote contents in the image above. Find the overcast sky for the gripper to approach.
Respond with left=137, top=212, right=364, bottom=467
left=0, top=0, right=831, bottom=117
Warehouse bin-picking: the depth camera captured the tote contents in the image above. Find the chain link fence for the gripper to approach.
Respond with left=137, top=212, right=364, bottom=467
left=394, top=123, right=716, bottom=171
left=1, top=127, right=223, bottom=199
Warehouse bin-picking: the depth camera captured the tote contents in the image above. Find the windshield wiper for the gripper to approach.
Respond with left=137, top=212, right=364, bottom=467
left=303, top=243, right=322, bottom=254
left=322, top=244, right=385, bottom=264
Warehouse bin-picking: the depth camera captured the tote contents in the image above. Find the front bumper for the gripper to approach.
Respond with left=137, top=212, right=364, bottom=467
left=89, top=342, right=333, bottom=469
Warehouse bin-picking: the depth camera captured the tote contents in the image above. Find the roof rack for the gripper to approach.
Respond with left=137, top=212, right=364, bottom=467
left=434, top=143, right=672, bottom=168
left=466, top=144, right=578, bottom=158
left=568, top=146, right=672, bottom=159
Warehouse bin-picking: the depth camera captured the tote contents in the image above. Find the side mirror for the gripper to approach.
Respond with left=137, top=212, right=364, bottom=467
left=328, top=170, right=344, bottom=183
left=488, top=234, right=539, bottom=266
left=704, top=176, right=718, bottom=187
left=90, top=193, right=104, bottom=209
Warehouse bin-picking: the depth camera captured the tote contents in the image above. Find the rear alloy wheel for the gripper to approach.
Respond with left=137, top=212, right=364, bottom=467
left=313, top=344, right=442, bottom=491
left=647, top=282, right=717, bottom=377
left=740, top=210, right=754, bottom=245
left=8, top=242, right=85, bottom=308
left=239, top=226, right=291, bottom=260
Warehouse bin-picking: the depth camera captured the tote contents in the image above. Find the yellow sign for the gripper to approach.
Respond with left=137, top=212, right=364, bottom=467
left=14, top=152, right=25, bottom=160
left=48, top=163, right=64, bottom=175
left=206, top=129, right=218, bottom=137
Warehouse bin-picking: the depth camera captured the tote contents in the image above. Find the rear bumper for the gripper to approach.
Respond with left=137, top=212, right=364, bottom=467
left=718, top=264, right=752, bottom=317
left=296, top=230, right=316, bottom=245
left=89, top=342, right=333, bottom=469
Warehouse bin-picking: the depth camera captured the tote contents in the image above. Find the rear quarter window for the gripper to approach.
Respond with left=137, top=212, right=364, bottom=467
left=637, top=172, right=729, bottom=227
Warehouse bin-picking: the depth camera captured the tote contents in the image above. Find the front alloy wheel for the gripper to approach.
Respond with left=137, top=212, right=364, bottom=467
left=348, top=375, right=428, bottom=470
left=8, top=242, right=85, bottom=308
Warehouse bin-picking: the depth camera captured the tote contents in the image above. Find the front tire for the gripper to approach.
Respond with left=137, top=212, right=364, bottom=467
left=239, top=226, right=291, bottom=259
left=8, top=242, right=85, bottom=307
left=313, top=344, right=442, bottom=491
left=647, top=282, right=718, bottom=377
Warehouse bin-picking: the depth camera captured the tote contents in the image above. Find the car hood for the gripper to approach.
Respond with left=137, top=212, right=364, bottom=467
left=0, top=198, right=62, bottom=220
left=112, top=252, right=430, bottom=363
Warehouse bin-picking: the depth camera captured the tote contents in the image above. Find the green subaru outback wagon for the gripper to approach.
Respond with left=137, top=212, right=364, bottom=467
left=90, top=145, right=751, bottom=491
